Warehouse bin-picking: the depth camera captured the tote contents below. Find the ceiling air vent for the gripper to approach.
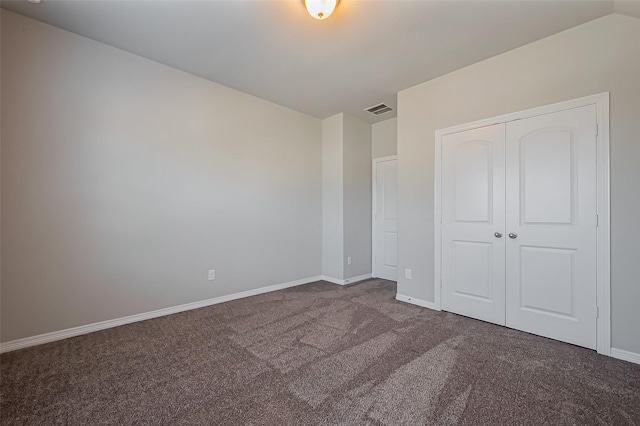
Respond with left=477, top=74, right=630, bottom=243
left=365, top=103, right=394, bottom=116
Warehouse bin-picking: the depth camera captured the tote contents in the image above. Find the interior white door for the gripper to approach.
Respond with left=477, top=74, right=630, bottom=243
left=441, top=124, right=506, bottom=326
left=374, top=159, right=398, bottom=281
left=505, top=105, right=598, bottom=349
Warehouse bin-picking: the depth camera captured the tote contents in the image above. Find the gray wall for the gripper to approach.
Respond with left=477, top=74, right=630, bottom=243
left=321, top=114, right=344, bottom=280
left=343, top=114, right=372, bottom=280
left=397, top=14, right=640, bottom=353
left=321, top=113, right=372, bottom=282
left=372, top=118, right=397, bottom=159
left=1, top=11, right=322, bottom=342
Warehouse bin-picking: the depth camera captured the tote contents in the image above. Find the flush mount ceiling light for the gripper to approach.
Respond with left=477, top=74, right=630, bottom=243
left=304, top=0, right=338, bottom=20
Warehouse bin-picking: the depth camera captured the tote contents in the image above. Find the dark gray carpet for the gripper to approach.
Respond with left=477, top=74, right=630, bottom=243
left=1, top=279, right=639, bottom=425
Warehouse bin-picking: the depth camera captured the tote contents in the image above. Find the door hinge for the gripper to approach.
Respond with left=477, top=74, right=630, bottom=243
left=596, top=124, right=599, bottom=137
left=596, top=306, right=600, bottom=319
left=596, top=214, right=599, bottom=227
left=440, top=215, right=443, bottom=224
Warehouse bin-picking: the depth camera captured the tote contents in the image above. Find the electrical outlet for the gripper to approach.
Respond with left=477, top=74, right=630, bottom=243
left=208, top=269, right=216, bottom=281
left=405, top=269, right=412, bottom=279
left=347, top=256, right=352, bottom=265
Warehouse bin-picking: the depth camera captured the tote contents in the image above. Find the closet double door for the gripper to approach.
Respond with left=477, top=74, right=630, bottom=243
left=441, top=105, right=598, bottom=349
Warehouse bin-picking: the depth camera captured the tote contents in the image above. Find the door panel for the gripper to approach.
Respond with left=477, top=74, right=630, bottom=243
left=442, top=124, right=506, bottom=326
left=505, top=105, right=597, bottom=349
left=519, top=246, right=575, bottom=317
left=383, top=232, right=398, bottom=268
left=521, top=130, right=573, bottom=224
left=374, top=159, right=398, bottom=281
left=453, top=141, right=493, bottom=223
left=451, top=241, right=493, bottom=301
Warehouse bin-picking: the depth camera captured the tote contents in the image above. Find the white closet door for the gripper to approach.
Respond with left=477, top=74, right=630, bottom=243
left=505, top=105, right=598, bottom=349
left=441, top=124, right=506, bottom=326
left=374, top=159, right=398, bottom=281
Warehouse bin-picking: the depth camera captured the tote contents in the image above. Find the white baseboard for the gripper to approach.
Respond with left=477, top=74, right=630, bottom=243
left=394, top=296, right=639, bottom=365
left=321, top=275, right=345, bottom=285
left=321, top=273, right=372, bottom=286
left=4, top=276, right=633, bottom=366
left=610, top=348, right=640, bottom=365
left=0, top=275, right=322, bottom=354
left=395, top=293, right=441, bottom=311
left=344, top=273, right=372, bottom=285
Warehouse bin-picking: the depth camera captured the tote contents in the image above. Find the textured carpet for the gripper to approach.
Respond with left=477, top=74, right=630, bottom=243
left=1, top=279, right=639, bottom=425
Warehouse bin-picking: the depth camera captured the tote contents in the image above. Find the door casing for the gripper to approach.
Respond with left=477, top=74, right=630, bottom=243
left=434, top=93, right=611, bottom=355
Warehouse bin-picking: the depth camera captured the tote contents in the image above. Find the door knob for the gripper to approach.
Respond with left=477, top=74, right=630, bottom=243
left=508, top=233, right=518, bottom=239
left=494, top=232, right=502, bottom=238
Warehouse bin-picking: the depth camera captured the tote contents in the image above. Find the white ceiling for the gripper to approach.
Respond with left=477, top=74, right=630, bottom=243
left=1, top=0, right=631, bottom=123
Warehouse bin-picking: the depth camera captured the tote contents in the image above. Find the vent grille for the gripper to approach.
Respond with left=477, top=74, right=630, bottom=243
left=365, top=103, right=394, bottom=116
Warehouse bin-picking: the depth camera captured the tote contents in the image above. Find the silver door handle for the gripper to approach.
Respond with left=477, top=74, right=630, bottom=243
left=494, top=232, right=502, bottom=238
left=508, top=233, right=518, bottom=239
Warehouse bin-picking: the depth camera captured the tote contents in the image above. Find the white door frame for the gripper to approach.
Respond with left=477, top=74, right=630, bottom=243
left=434, top=93, right=611, bottom=355
left=372, top=155, right=398, bottom=279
